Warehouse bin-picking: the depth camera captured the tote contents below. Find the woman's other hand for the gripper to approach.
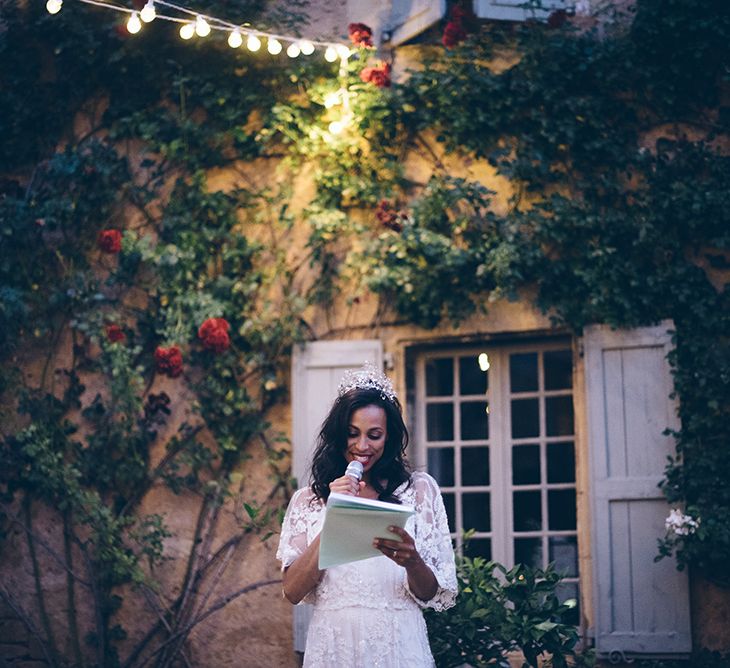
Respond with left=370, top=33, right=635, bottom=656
left=373, top=525, right=421, bottom=568
left=328, top=474, right=365, bottom=496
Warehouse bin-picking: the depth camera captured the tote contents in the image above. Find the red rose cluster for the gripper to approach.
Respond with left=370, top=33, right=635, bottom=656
left=198, top=317, right=231, bottom=353
left=105, top=324, right=125, bottom=343
left=375, top=200, right=408, bottom=233
left=155, top=346, right=183, bottom=378
left=348, top=22, right=374, bottom=48
left=360, top=62, right=391, bottom=88
left=98, top=229, right=122, bottom=254
left=442, top=6, right=474, bottom=48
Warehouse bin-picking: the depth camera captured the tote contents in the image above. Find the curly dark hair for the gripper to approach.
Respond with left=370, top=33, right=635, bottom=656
left=310, top=387, right=411, bottom=503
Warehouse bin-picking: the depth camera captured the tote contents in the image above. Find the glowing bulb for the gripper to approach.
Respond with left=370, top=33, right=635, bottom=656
left=228, top=28, right=243, bottom=48
left=324, top=91, right=340, bottom=109
left=336, top=44, right=350, bottom=59
left=179, top=22, right=195, bottom=40
left=328, top=120, right=345, bottom=135
left=267, top=38, right=282, bottom=55
left=286, top=42, right=301, bottom=58
left=324, top=45, right=337, bottom=62
left=195, top=15, right=211, bottom=37
left=300, top=40, right=315, bottom=55
left=478, top=353, right=490, bottom=372
left=246, top=34, right=261, bottom=51
left=140, top=0, right=156, bottom=22
left=46, top=0, right=62, bottom=14
left=127, top=12, right=142, bottom=34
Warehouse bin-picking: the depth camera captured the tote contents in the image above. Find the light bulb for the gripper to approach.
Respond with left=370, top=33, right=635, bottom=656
left=324, top=91, right=340, bottom=109
left=228, top=29, right=243, bottom=48
left=328, top=120, right=344, bottom=135
left=127, top=12, right=142, bottom=34
left=300, top=40, right=315, bottom=55
left=140, top=0, right=155, bottom=22
left=324, top=45, right=337, bottom=62
left=478, top=353, right=490, bottom=372
left=335, top=44, right=350, bottom=59
left=267, top=38, right=282, bottom=55
left=286, top=42, right=301, bottom=58
left=46, top=0, right=62, bottom=14
left=246, top=34, right=261, bottom=51
left=179, top=22, right=195, bottom=40
left=195, top=15, right=211, bottom=37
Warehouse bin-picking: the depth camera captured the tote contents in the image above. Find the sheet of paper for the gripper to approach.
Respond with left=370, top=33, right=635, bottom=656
left=318, top=493, right=415, bottom=569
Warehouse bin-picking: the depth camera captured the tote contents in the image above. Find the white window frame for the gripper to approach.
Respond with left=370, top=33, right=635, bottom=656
left=413, top=341, right=579, bottom=593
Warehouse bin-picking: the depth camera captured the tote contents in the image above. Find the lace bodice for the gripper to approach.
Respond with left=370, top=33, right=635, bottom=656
left=276, top=471, right=457, bottom=612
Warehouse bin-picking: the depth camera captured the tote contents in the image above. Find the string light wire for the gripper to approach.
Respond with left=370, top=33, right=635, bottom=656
left=51, top=0, right=350, bottom=59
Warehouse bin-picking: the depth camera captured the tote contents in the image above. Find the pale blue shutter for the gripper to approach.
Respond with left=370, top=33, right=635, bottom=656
left=289, top=339, right=383, bottom=653
left=348, top=0, right=446, bottom=46
left=583, top=322, right=691, bottom=659
left=475, top=0, right=564, bottom=22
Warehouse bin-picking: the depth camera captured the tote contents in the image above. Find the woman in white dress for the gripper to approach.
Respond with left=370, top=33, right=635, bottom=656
left=277, top=363, right=457, bottom=667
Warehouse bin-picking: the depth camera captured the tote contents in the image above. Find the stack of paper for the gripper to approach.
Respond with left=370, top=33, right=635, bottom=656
left=318, top=493, right=415, bottom=569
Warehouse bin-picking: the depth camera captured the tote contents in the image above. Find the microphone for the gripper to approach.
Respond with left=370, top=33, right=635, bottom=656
left=345, top=460, right=364, bottom=482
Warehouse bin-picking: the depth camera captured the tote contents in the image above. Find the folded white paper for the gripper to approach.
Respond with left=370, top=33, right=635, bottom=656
left=318, top=492, right=415, bottom=569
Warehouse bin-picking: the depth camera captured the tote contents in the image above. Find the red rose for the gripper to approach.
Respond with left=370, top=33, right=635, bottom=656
left=155, top=346, right=184, bottom=378
left=348, top=22, right=374, bottom=48
left=547, top=9, right=568, bottom=28
left=98, top=229, right=122, bottom=253
left=360, top=62, right=391, bottom=88
left=198, top=317, right=231, bottom=353
left=442, top=21, right=467, bottom=48
left=375, top=200, right=405, bottom=232
left=105, top=324, right=125, bottom=343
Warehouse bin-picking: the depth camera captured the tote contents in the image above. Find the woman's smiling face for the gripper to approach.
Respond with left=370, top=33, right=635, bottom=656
left=345, top=404, right=387, bottom=476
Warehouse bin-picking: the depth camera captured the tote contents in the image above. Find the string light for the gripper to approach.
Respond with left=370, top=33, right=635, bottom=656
left=179, top=21, right=194, bottom=39
left=247, top=34, right=261, bottom=51
left=228, top=28, right=242, bottom=48
left=140, top=0, right=156, bottom=22
left=44, top=0, right=351, bottom=66
left=286, top=42, right=300, bottom=58
left=195, top=15, right=210, bottom=37
left=127, top=11, right=142, bottom=33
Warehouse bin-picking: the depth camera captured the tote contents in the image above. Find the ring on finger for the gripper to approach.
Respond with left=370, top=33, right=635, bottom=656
left=392, top=549, right=397, bottom=558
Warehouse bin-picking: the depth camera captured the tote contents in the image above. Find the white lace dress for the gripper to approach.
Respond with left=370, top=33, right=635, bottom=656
left=276, top=471, right=457, bottom=667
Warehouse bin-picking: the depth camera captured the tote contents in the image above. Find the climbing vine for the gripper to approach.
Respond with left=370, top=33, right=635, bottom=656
left=0, top=0, right=729, bottom=664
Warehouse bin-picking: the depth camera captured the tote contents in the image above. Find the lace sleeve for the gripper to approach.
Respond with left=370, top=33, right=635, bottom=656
left=404, top=472, right=458, bottom=611
left=276, top=487, right=317, bottom=571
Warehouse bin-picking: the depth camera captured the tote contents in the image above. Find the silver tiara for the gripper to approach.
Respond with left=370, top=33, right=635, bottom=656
left=337, top=362, right=397, bottom=402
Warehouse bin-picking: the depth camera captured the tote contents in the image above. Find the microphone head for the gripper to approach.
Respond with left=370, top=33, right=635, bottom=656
left=344, top=460, right=364, bottom=481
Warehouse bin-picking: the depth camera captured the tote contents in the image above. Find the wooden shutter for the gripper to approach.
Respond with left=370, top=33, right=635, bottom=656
left=347, top=0, right=446, bottom=46
left=583, top=322, right=691, bottom=659
left=289, top=339, right=383, bottom=652
left=475, top=0, right=564, bottom=22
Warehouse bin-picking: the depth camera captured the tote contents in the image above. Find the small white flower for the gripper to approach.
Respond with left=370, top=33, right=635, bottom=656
left=665, top=508, right=699, bottom=536
left=574, top=0, right=591, bottom=16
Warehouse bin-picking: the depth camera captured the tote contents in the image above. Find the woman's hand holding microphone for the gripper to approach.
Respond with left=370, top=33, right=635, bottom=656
left=328, top=460, right=365, bottom=496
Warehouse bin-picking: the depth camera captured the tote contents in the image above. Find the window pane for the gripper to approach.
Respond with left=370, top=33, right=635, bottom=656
left=461, top=401, right=489, bottom=440
left=511, top=398, right=539, bottom=438
left=426, top=358, right=453, bottom=396
left=464, top=538, right=491, bottom=561
left=462, top=446, right=489, bottom=486
left=513, top=491, right=542, bottom=531
left=427, top=403, right=453, bottom=441
left=514, top=537, right=543, bottom=569
left=512, top=444, right=540, bottom=485
left=548, top=489, right=577, bottom=530
left=459, top=355, right=488, bottom=395
left=463, top=492, right=491, bottom=532
left=545, top=396, right=574, bottom=436
left=544, top=350, right=572, bottom=390
left=549, top=536, right=578, bottom=577
left=427, top=447, right=454, bottom=487
left=442, top=492, right=455, bottom=531
left=547, top=442, right=575, bottom=483
left=510, top=352, right=538, bottom=392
